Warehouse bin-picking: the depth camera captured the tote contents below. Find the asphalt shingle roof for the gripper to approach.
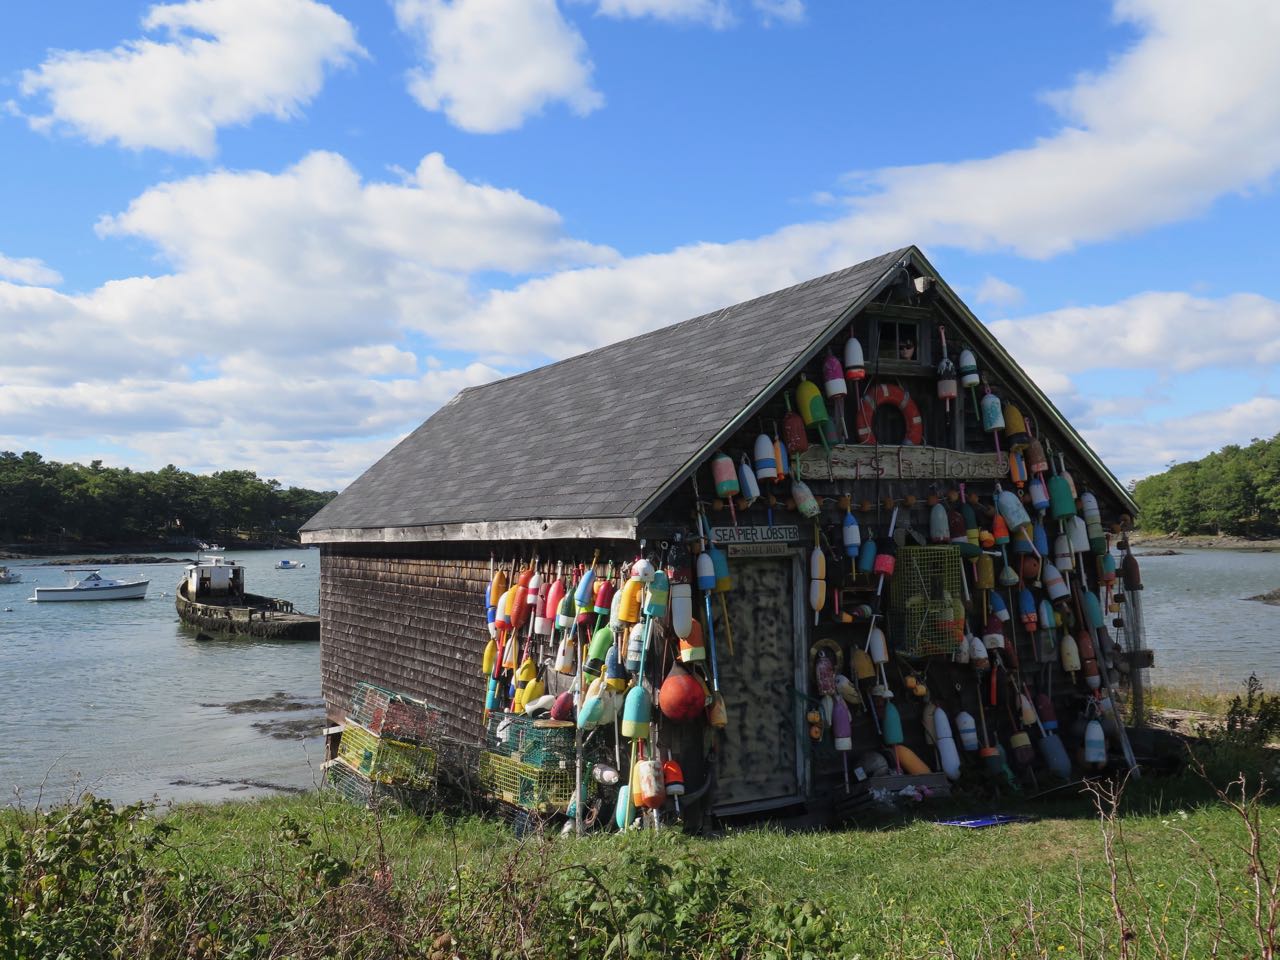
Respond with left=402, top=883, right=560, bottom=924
left=302, top=248, right=909, bottom=537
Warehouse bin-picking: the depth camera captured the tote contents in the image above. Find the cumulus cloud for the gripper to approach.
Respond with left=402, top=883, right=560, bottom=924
left=0, top=254, right=62, bottom=286
left=974, top=276, right=1024, bottom=309
left=19, top=0, right=363, bottom=156
left=595, top=0, right=734, bottom=27
left=394, top=0, right=602, bottom=133
left=455, top=0, right=1280, bottom=355
left=990, top=292, right=1280, bottom=375
left=0, top=152, right=611, bottom=487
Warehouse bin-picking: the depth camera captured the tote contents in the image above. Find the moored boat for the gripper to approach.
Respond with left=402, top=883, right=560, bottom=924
left=176, top=556, right=318, bottom=641
left=33, top=569, right=149, bottom=602
left=0, top=566, right=22, bottom=585
left=275, top=559, right=306, bottom=569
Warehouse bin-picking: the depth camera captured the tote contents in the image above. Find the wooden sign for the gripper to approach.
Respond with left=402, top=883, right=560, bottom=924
left=796, top=445, right=1008, bottom=481
left=710, top=524, right=800, bottom=545
left=727, top=542, right=793, bottom=558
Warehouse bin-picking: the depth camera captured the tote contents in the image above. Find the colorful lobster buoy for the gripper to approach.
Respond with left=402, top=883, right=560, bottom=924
left=1036, top=598, right=1058, bottom=662
left=1003, top=402, right=1031, bottom=448
left=843, top=510, right=861, bottom=556
left=796, top=375, right=832, bottom=451
left=809, top=546, right=826, bottom=625
left=959, top=349, right=980, bottom=411
left=932, top=706, right=962, bottom=780
left=1048, top=470, right=1076, bottom=521
left=662, top=754, right=685, bottom=812
left=980, top=389, right=1005, bottom=451
left=929, top=501, right=950, bottom=543
left=738, top=454, right=761, bottom=509
left=955, top=710, right=980, bottom=751
left=1028, top=476, right=1051, bottom=513
left=822, top=350, right=848, bottom=441
left=844, top=334, right=866, bottom=381
left=753, top=433, right=778, bottom=483
left=1080, top=492, right=1106, bottom=554
left=1041, top=561, right=1068, bottom=601
left=659, top=663, right=704, bottom=722
left=792, top=477, right=820, bottom=518
left=857, top=536, right=877, bottom=574
left=711, top=452, right=740, bottom=524
left=1019, top=588, right=1038, bottom=632
left=679, top=616, right=705, bottom=663
left=1084, top=716, right=1107, bottom=767
left=1060, top=631, right=1081, bottom=677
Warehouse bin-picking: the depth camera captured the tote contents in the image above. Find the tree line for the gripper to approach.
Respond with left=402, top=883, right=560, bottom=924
left=0, top=450, right=337, bottom=546
left=1132, top=433, right=1280, bottom=537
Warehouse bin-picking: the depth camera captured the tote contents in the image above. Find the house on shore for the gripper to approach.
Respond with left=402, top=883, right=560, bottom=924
left=302, top=246, right=1149, bottom=823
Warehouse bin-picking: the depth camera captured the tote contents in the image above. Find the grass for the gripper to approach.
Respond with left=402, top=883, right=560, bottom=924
left=3, top=767, right=1266, bottom=959
left=1146, top=683, right=1239, bottom=716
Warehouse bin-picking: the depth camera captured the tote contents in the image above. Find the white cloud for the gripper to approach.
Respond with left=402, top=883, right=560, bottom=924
left=394, top=0, right=602, bottom=133
left=449, top=0, right=1280, bottom=360
left=990, top=292, right=1280, bottom=375
left=0, top=151, right=612, bottom=487
left=1084, top=396, right=1280, bottom=484
left=974, top=275, right=1024, bottom=309
left=752, top=0, right=803, bottom=24
left=0, top=254, right=62, bottom=286
left=19, top=0, right=363, bottom=156
left=595, top=0, right=734, bottom=27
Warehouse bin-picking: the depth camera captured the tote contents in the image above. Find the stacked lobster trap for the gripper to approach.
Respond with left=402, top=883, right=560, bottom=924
left=325, top=681, right=442, bottom=811
left=477, top=712, right=582, bottom=815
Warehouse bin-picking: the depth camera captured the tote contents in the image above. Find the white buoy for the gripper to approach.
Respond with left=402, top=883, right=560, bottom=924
left=955, top=710, right=980, bottom=751
left=932, top=706, right=962, bottom=780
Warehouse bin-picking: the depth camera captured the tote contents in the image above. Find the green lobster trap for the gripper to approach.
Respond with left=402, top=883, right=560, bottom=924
left=349, top=681, right=440, bottom=744
left=325, top=758, right=431, bottom=811
left=484, top=713, right=576, bottom=768
left=889, top=546, right=966, bottom=658
left=477, top=750, right=576, bottom=813
left=337, top=722, right=437, bottom=789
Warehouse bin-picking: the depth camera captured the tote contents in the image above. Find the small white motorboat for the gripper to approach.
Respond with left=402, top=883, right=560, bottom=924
left=275, top=559, right=306, bottom=570
left=0, top=566, right=22, bottom=585
left=33, top=569, right=149, bottom=602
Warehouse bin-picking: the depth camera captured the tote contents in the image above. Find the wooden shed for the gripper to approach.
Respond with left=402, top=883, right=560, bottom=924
left=302, top=246, right=1149, bottom=823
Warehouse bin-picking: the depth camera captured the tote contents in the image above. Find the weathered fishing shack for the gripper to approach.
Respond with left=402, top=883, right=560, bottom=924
left=302, top=246, right=1151, bottom=825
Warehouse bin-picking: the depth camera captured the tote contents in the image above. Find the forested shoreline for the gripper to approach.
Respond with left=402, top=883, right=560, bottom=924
left=1132, top=433, right=1280, bottom=537
left=0, top=450, right=336, bottom=548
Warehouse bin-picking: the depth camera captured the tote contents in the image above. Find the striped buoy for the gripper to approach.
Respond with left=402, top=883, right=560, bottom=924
left=711, top=452, right=739, bottom=499
left=844, top=335, right=866, bottom=381
left=753, top=433, right=777, bottom=482
left=738, top=455, right=761, bottom=507
left=958, top=349, right=979, bottom=387
left=842, top=510, right=861, bottom=556
left=792, top=478, right=820, bottom=518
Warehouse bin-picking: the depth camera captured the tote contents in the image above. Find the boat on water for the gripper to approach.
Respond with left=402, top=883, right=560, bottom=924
left=198, top=542, right=224, bottom=552
left=176, top=555, right=318, bottom=641
left=33, top=569, right=149, bottom=602
left=0, top=566, right=22, bottom=585
left=275, top=559, right=306, bottom=569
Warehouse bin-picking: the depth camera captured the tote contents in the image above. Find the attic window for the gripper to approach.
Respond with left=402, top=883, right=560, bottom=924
left=879, top=320, right=920, bottom=362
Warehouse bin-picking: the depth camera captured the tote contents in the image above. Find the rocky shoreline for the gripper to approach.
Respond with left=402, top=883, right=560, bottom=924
left=1128, top=532, right=1280, bottom=552
left=32, top=555, right=193, bottom=566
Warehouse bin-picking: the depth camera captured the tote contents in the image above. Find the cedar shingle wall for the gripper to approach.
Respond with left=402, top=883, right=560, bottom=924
left=321, top=546, right=490, bottom=742
left=319, top=540, right=637, bottom=743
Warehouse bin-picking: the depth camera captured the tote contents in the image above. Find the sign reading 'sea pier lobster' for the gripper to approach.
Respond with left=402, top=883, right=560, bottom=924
left=797, top=445, right=1009, bottom=481
left=710, top=524, right=800, bottom=558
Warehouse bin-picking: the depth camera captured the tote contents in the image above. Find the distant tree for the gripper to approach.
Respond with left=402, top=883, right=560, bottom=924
left=1133, top=432, right=1280, bottom=538
left=0, top=450, right=336, bottom=546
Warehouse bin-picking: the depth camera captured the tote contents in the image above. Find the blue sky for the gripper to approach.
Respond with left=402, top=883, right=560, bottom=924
left=2, top=0, right=1279, bottom=489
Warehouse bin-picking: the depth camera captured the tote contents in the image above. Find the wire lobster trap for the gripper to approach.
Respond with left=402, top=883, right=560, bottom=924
left=349, top=681, right=440, bottom=744
left=336, top=722, right=437, bottom=789
left=889, top=546, right=967, bottom=658
left=477, top=750, right=577, bottom=814
left=325, top=758, right=433, bottom=812
left=484, top=713, right=576, bottom=768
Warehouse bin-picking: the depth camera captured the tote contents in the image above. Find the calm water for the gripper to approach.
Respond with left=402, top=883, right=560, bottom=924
left=0, top=549, right=322, bottom=807
left=1138, top=548, right=1280, bottom=691
left=0, top=545, right=1275, bottom=806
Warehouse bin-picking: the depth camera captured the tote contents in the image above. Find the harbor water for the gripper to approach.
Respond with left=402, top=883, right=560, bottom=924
left=0, top=549, right=322, bottom=807
left=0, top=545, right=1276, bottom=807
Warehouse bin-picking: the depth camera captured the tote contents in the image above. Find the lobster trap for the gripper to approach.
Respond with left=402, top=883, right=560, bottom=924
left=336, top=721, right=437, bottom=789
left=477, top=750, right=577, bottom=813
left=889, top=546, right=966, bottom=658
left=325, top=757, right=434, bottom=812
left=484, top=713, right=576, bottom=767
left=349, top=681, right=440, bottom=744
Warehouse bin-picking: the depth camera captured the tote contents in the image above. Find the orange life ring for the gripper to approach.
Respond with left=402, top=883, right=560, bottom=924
left=856, top=384, right=924, bottom=445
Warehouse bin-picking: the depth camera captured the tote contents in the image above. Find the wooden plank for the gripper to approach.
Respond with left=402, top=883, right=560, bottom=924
left=797, top=444, right=1008, bottom=480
